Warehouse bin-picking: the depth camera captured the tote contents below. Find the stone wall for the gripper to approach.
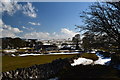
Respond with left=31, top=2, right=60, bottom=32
left=111, top=53, right=120, bottom=65
left=2, top=58, right=74, bottom=80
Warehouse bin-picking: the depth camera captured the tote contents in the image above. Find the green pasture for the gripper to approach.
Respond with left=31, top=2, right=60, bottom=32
left=2, top=54, right=79, bottom=72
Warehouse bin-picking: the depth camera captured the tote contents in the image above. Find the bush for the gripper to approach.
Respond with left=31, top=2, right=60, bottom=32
left=81, top=53, right=98, bottom=61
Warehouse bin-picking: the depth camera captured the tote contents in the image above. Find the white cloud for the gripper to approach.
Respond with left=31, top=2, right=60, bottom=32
left=1, top=0, right=11, bottom=2
left=2, top=24, right=23, bottom=33
left=61, top=28, right=78, bottom=38
left=1, top=0, right=22, bottom=15
left=0, top=19, right=23, bottom=38
left=29, top=22, right=40, bottom=26
left=22, top=26, right=26, bottom=29
left=0, top=19, right=3, bottom=25
left=22, top=3, right=37, bottom=18
left=1, top=1, right=37, bottom=18
left=22, top=26, right=34, bottom=30
left=24, top=32, right=50, bottom=39
left=23, top=28, right=79, bottom=40
left=1, top=30, right=16, bottom=38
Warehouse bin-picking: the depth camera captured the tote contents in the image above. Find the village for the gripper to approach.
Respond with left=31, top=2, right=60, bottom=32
left=1, top=35, right=82, bottom=56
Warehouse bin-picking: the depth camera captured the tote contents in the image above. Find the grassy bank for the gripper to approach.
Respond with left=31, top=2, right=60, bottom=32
left=2, top=54, right=79, bottom=72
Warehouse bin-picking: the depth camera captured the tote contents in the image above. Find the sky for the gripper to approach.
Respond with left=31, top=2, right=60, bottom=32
left=1, top=1, right=93, bottom=40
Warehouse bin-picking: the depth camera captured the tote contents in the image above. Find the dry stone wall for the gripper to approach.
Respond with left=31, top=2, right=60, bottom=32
left=2, top=58, right=74, bottom=80
left=111, top=53, right=120, bottom=65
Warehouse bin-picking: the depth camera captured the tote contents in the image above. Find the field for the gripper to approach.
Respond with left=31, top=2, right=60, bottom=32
left=2, top=54, right=79, bottom=72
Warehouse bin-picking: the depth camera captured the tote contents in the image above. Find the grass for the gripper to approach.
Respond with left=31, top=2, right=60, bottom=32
left=81, top=53, right=98, bottom=61
left=2, top=54, right=79, bottom=72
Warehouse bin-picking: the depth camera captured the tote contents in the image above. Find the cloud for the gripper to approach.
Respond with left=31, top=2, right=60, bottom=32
left=22, top=3, right=37, bottom=18
left=22, top=26, right=34, bottom=30
left=23, top=32, right=50, bottom=39
left=1, top=0, right=21, bottom=15
left=23, top=28, right=79, bottom=40
left=1, top=1, right=37, bottom=18
left=29, top=22, right=40, bottom=26
left=0, top=19, right=23, bottom=38
left=0, top=19, right=3, bottom=25
left=22, top=26, right=26, bottom=29
left=61, top=28, right=78, bottom=38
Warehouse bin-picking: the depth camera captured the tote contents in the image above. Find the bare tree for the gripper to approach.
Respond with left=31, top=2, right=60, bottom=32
left=77, top=2, right=120, bottom=51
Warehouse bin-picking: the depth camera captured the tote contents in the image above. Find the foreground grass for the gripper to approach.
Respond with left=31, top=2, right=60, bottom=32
left=2, top=54, right=79, bottom=72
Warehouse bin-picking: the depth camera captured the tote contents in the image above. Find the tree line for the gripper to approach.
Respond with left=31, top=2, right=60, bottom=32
left=1, top=37, right=43, bottom=49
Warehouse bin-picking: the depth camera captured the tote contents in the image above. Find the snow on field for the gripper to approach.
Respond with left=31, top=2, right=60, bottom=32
left=19, top=53, right=41, bottom=56
left=90, top=51, right=96, bottom=53
left=18, top=52, right=80, bottom=56
left=49, top=52, right=79, bottom=55
left=94, top=58, right=111, bottom=65
left=11, top=54, right=16, bottom=56
left=4, top=49, right=17, bottom=53
left=94, top=54, right=111, bottom=65
left=20, top=47, right=30, bottom=49
left=71, top=58, right=93, bottom=66
left=71, top=53, right=111, bottom=66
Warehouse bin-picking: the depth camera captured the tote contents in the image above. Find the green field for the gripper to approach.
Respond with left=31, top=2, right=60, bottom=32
left=2, top=54, right=79, bottom=72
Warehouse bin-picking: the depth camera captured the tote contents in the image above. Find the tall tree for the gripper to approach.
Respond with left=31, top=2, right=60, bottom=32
left=10, top=37, right=27, bottom=48
left=82, top=32, right=115, bottom=51
left=72, top=34, right=80, bottom=50
left=77, top=2, right=120, bottom=51
left=81, top=32, right=95, bottom=51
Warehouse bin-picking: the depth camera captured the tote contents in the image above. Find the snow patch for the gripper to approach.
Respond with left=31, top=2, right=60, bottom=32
left=71, top=53, right=111, bottom=66
left=71, top=58, right=93, bottom=66
left=20, top=47, right=30, bottom=49
left=19, top=53, right=41, bottom=56
left=94, top=58, right=111, bottom=65
left=11, top=54, right=16, bottom=56
left=18, top=52, right=80, bottom=56
left=94, top=54, right=111, bottom=65
left=49, top=52, right=79, bottom=55
left=90, top=51, right=96, bottom=53
left=4, top=49, right=17, bottom=53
